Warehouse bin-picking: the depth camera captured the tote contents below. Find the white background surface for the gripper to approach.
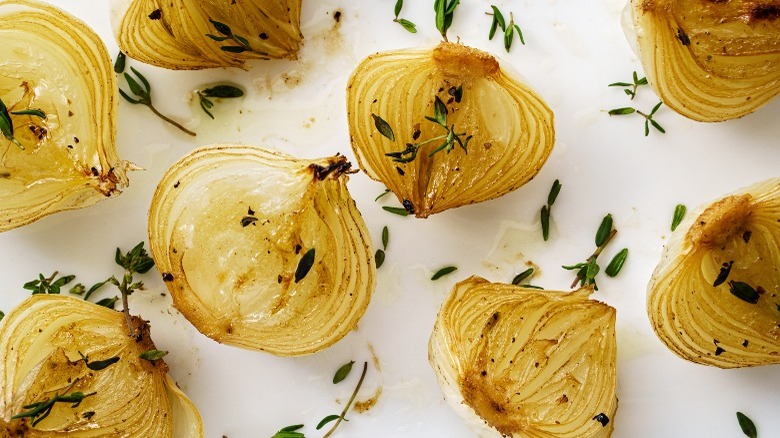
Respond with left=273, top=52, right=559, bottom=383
left=1, top=0, right=779, bottom=437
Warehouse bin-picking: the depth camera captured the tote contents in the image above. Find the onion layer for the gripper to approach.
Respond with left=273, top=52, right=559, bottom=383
left=0, top=0, right=130, bottom=232
left=429, top=277, right=617, bottom=437
left=347, top=42, right=555, bottom=218
left=148, top=145, right=375, bottom=356
left=111, top=0, right=303, bottom=70
left=0, top=295, right=203, bottom=436
left=648, top=178, right=780, bottom=367
left=626, top=0, right=780, bottom=121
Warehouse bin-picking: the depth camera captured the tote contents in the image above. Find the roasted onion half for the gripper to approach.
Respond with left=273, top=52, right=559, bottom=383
left=347, top=42, right=554, bottom=218
left=0, top=0, right=130, bottom=233
left=429, top=277, right=617, bottom=437
left=111, top=0, right=303, bottom=70
left=0, top=295, right=203, bottom=436
left=149, top=145, right=374, bottom=356
left=648, top=178, right=780, bottom=368
left=625, top=0, right=780, bottom=121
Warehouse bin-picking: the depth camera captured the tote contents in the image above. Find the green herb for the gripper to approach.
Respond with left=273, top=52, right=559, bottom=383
left=729, top=281, right=760, bottom=304
left=12, top=380, right=96, bottom=427
left=119, top=67, right=196, bottom=136
left=511, top=268, right=534, bottom=285
left=78, top=352, right=120, bottom=371
left=11, top=109, right=46, bottom=119
left=333, top=360, right=355, bottom=384
left=503, top=12, right=524, bottom=51
left=488, top=6, right=505, bottom=39
left=70, top=279, right=110, bottom=301
left=431, top=266, right=457, bottom=281
left=271, top=424, right=306, bottom=438
left=608, top=101, right=666, bottom=137
left=541, top=179, right=561, bottom=241
left=294, top=248, right=316, bottom=283
left=82, top=411, right=95, bottom=420
left=110, top=242, right=156, bottom=336
left=434, top=0, right=460, bottom=41
left=608, top=71, right=648, bottom=100
left=393, top=0, right=417, bottom=33
left=375, top=249, right=385, bottom=268
left=736, top=412, right=757, bottom=438
left=671, top=204, right=686, bottom=231
left=321, top=362, right=368, bottom=438
left=139, top=349, right=168, bottom=361
left=605, top=248, right=629, bottom=277
left=563, top=214, right=618, bottom=289
left=114, top=51, right=126, bottom=74
left=385, top=95, right=472, bottom=163
left=23, top=272, right=75, bottom=295
left=196, top=85, right=245, bottom=119
left=95, top=297, right=119, bottom=309
left=382, top=226, right=389, bottom=249
left=0, top=97, right=46, bottom=150
left=0, top=310, right=4, bottom=322
left=375, top=189, right=391, bottom=201
left=371, top=113, right=395, bottom=142
left=713, top=261, right=733, bottom=287
left=317, top=414, right=340, bottom=430
left=382, top=206, right=409, bottom=216
left=207, top=19, right=270, bottom=57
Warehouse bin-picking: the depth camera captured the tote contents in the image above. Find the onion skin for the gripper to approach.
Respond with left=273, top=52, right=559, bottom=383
left=347, top=42, right=554, bottom=218
left=0, top=295, right=203, bottom=437
left=148, top=145, right=375, bottom=356
left=0, top=0, right=130, bottom=233
left=648, top=178, right=780, bottom=368
left=429, top=277, right=617, bottom=437
left=627, top=0, right=780, bottom=122
left=111, top=0, right=303, bottom=70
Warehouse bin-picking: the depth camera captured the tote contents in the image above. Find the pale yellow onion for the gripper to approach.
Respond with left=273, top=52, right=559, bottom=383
left=625, top=0, right=780, bottom=122
left=648, top=178, right=780, bottom=367
left=0, top=295, right=203, bottom=436
left=148, top=145, right=374, bottom=356
left=347, top=42, right=554, bottom=218
left=110, top=0, right=303, bottom=70
left=429, top=277, right=617, bottom=438
left=0, top=0, right=130, bottom=233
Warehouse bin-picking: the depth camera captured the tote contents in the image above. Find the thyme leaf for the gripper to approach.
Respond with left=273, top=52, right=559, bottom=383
left=294, top=248, right=316, bottom=283
left=671, top=204, right=687, bottom=231
left=197, top=85, right=244, bottom=119
left=333, top=361, right=355, bottom=384
left=371, top=113, right=395, bottom=141
left=271, top=424, right=306, bottom=438
left=736, top=412, right=757, bottom=438
left=605, top=248, right=629, bottom=277
left=139, top=349, right=168, bottom=361
left=511, top=268, right=534, bottom=285
left=431, top=266, right=457, bottom=280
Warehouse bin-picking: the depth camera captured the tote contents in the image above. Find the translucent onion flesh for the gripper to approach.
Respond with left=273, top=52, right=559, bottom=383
left=648, top=178, right=780, bottom=367
left=347, top=42, right=555, bottom=218
left=0, top=295, right=203, bottom=436
left=625, top=0, right=780, bottom=121
left=110, top=0, right=303, bottom=70
left=0, top=0, right=130, bottom=232
left=148, top=145, right=375, bottom=356
left=429, top=276, right=617, bottom=437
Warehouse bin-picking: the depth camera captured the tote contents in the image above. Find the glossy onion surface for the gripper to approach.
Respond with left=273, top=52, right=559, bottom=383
left=149, top=145, right=375, bottom=356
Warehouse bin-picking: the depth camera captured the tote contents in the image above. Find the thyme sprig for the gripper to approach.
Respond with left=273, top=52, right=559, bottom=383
left=541, top=179, right=561, bottom=241
left=196, top=85, right=244, bottom=119
left=23, top=272, right=114, bottom=308
left=321, top=361, right=369, bottom=438
left=11, top=379, right=95, bottom=427
left=434, top=0, right=460, bottom=41
left=608, top=71, right=648, bottom=100
left=487, top=7, right=524, bottom=51
left=271, top=424, right=305, bottom=438
left=608, top=101, right=666, bottom=136
left=207, top=19, right=269, bottom=57
left=119, top=67, right=196, bottom=136
left=563, top=214, right=626, bottom=289
left=384, top=96, right=472, bottom=163
left=393, top=0, right=417, bottom=33
left=0, top=96, right=46, bottom=150
left=110, top=242, right=156, bottom=337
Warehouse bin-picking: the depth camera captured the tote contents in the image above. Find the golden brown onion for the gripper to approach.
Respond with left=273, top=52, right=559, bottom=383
left=148, top=145, right=374, bottom=356
left=347, top=42, right=555, bottom=218
left=0, top=295, right=203, bottom=436
left=429, top=277, right=617, bottom=437
left=648, top=178, right=780, bottom=367
left=0, top=0, right=130, bottom=232
left=111, top=0, right=303, bottom=70
left=625, top=0, right=780, bottom=121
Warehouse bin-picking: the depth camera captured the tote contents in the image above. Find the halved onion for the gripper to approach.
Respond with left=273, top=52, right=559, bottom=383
left=625, top=0, right=780, bottom=121
left=0, top=295, right=203, bottom=436
left=648, top=178, right=780, bottom=367
left=429, top=276, right=617, bottom=437
left=347, top=42, right=555, bottom=218
left=111, top=0, right=303, bottom=70
left=0, top=0, right=130, bottom=232
left=148, top=145, right=374, bottom=356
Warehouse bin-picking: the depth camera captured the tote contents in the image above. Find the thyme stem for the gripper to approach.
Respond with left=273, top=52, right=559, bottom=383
left=148, top=105, right=196, bottom=137
left=322, top=361, right=368, bottom=438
